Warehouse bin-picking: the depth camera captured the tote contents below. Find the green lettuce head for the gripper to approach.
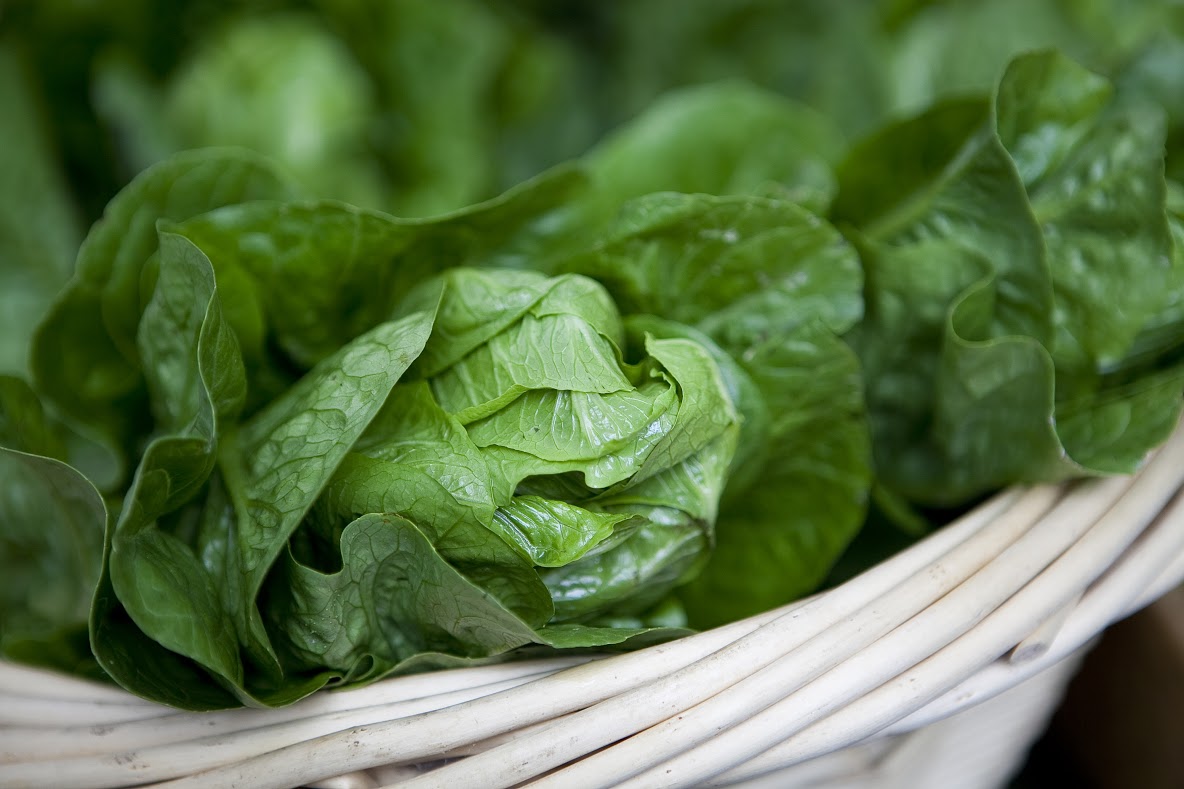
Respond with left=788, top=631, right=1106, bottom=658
left=298, top=266, right=741, bottom=635
left=1, top=149, right=740, bottom=708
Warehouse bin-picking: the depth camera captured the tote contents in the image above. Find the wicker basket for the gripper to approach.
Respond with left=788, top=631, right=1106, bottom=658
left=5, top=425, right=1184, bottom=789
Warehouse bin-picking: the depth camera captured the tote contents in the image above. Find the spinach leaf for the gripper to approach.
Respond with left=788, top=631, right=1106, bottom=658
left=174, top=165, right=585, bottom=378
left=999, top=51, right=1172, bottom=372
left=996, top=51, right=1184, bottom=468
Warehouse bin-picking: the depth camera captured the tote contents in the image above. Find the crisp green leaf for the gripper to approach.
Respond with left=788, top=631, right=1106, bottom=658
left=490, top=496, right=633, bottom=567
left=215, top=309, right=435, bottom=690
left=407, top=268, right=555, bottom=378
left=537, top=428, right=739, bottom=625
left=620, top=316, right=769, bottom=492
left=596, top=417, right=738, bottom=529
left=266, top=513, right=539, bottom=676
left=31, top=149, right=295, bottom=461
left=97, top=233, right=247, bottom=705
left=542, top=514, right=707, bottom=622
left=430, top=274, right=631, bottom=423
left=567, top=193, right=863, bottom=346
left=348, top=382, right=498, bottom=524
left=467, top=383, right=675, bottom=465
left=996, top=50, right=1174, bottom=373
left=630, top=333, right=738, bottom=482
left=678, top=323, right=872, bottom=627
left=314, top=382, right=553, bottom=627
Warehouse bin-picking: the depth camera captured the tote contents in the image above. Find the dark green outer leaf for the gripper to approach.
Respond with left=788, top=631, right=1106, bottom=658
left=176, top=201, right=421, bottom=369
left=834, top=90, right=1065, bottom=504
left=930, top=279, right=1078, bottom=495
left=228, top=311, right=436, bottom=588
left=834, top=97, right=1053, bottom=344
left=678, top=322, right=872, bottom=627
left=836, top=50, right=1184, bottom=504
left=31, top=149, right=295, bottom=463
left=998, top=51, right=1176, bottom=384
left=266, top=513, right=539, bottom=677
left=0, top=448, right=106, bottom=674
left=216, top=309, right=435, bottom=695
left=568, top=193, right=863, bottom=345
left=95, top=233, right=247, bottom=706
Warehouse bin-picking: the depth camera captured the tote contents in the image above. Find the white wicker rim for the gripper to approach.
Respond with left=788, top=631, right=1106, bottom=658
left=5, top=423, right=1184, bottom=789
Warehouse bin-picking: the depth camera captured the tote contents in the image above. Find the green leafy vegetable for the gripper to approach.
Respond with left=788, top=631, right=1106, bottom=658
left=835, top=49, right=1184, bottom=505
left=30, top=149, right=296, bottom=476
left=3, top=4, right=1184, bottom=711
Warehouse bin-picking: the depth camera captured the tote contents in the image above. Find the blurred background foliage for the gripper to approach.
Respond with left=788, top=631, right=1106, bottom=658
left=6, top=0, right=1184, bottom=225
left=5, top=0, right=1183, bottom=382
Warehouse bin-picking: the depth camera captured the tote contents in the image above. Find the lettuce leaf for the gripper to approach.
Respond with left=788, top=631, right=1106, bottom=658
left=835, top=50, right=1184, bottom=506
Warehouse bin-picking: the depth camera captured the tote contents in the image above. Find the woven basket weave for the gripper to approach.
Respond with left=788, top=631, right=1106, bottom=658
left=5, top=424, right=1184, bottom=789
